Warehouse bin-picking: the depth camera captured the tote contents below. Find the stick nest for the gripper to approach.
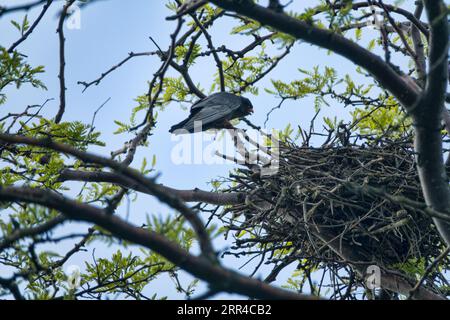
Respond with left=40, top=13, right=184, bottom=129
left=223, top=136, right=448, bottom=285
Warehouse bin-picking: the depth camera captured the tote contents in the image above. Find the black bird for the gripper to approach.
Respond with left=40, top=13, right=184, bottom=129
left=169, top=92, right=254, bottom=134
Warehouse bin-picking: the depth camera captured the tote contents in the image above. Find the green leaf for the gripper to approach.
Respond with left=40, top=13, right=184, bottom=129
left=10, top=20, right=21, bottom=31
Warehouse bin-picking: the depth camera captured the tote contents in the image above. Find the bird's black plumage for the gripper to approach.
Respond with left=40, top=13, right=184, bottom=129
left=169, top=92, right=253, bottom=134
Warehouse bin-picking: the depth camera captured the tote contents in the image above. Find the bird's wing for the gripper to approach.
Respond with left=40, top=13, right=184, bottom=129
left=190, top=96, right=209, bottom=112
left=190, top=92, right=241, bottom=112
left=183, top=101, right=240, bottom=130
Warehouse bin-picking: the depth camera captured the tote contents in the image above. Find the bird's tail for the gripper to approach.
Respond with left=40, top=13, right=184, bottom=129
left=169, top=118, right=194, bottom=134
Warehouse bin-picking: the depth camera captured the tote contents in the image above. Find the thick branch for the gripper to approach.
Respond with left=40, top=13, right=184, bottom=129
left=58, top=169, right=245, bottom=205
left=0, top=186, right=316, bottom=300
left=208, top=0, right=420, bottom=108
left=413, top=0, right=450, bottom=245
left=0, top=133, right=215, bottom=260
left=0, top=277, right=24, bottom=300
left=170, top=61, right=206, bottom=99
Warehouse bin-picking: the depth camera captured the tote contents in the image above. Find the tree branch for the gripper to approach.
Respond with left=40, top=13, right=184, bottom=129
left=0, top=0, right=48, bottom=17
left=0, top=215, right=66, bottom=252
left=345, top=1, right=429, bottom=38
left=411, top=2, right=427, bottom=84
left=0, top=133, right=215, bottom=260
left=58, top=169, right=245, bottom=205
left=190, top=12, right=225, bottom=92
left=412, top=0, right=450, bottom=245
left=313, top=225, right=445, bottom=300
left=77, top=51, right=158, bottom=93
left=55, top=0, right=76, bottom=124
left=7, top=0, right=54, bottom=53
left=0, top=277, right=24, bottom=300
left=0, top=186, right=317, bottom=300
left=207, top=0, right=420, bottom=108
left=207, top=0, right=450, bottom=250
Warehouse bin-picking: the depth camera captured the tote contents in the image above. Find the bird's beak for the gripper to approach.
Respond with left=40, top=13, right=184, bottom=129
left=249, top=108, right=254, bottom=114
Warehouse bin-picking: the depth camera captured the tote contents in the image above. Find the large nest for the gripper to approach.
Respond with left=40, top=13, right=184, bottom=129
left=221, top=134, right=449, bottom=292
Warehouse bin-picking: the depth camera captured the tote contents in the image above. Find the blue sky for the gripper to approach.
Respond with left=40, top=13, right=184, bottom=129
left=0, top=0, right=419, bottom=299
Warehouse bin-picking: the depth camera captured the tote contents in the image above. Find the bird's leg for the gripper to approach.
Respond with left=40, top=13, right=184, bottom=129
left=222, top=119, right=236, bottom=130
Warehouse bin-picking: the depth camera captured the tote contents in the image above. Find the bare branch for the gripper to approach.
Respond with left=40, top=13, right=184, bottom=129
left=77, top=51, right=158, bottom=92
left=55, top=0, right=76, bottom=124
left=190, top=12, right=225, bottom=92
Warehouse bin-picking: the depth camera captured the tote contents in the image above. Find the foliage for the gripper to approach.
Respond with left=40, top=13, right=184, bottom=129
left=0, top=0, right=448, bottom=300
left=0, top=47, right=46, bottom=105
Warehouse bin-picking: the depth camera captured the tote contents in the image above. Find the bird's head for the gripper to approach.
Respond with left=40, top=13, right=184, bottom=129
left=241, top=97, right=254, bottom=115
